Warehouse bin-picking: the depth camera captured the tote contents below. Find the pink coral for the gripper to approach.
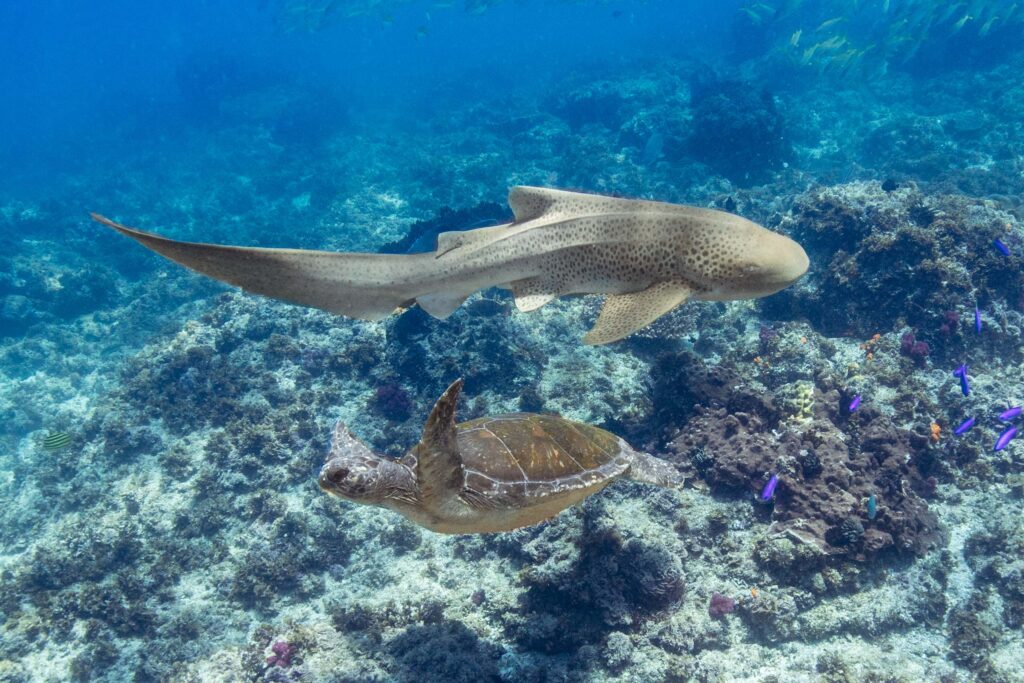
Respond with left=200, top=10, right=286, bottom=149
left=266, top=640, right=295, bottom=667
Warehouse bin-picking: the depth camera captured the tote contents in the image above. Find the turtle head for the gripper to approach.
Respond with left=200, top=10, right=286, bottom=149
left=318, top=422, right=417, bottom=506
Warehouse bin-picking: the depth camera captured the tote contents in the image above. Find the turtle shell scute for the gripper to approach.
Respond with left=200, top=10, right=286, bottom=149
left=455, top=413, right=628, bottom=502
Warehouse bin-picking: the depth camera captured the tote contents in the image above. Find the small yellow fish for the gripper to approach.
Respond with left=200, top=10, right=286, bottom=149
left=816, top=16, right=844, bottom=31
left=817, top=35, right=848, bottom=51
left=739, top=6, right=762, bottom=23
left=952, top=14, right=973, bottom=33
left=790, top=29, right=802, bottom=47
left=979, top=15, right=999, bottom=36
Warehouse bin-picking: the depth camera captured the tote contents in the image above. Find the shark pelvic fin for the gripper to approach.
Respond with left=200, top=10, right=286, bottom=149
left=417, top=291, right=472, bottom=319
left=509, top=276, right=557, bottom=312
left=583, top=281, right=693, bottom=345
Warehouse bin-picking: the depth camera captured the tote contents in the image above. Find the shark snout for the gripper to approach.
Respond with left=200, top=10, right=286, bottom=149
left=742, top=232, right=809, bottom=296
left=779, top=235, right=810, bottom=284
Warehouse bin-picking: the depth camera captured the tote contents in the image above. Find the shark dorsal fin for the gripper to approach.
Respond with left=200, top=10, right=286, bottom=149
left=509, top=186, right=717, bottom=225
left=583, top=281, right=693, bottom=345
left=415, top=379, right=464, bottom=501
left=509, top=186, right=634, bottom=223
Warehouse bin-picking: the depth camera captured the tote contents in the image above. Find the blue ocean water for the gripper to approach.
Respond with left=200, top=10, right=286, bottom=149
left=2, top=1, right=1024, bottom=680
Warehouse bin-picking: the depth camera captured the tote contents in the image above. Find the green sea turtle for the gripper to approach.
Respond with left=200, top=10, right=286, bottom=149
left=318, top=379, right=684, bottom=533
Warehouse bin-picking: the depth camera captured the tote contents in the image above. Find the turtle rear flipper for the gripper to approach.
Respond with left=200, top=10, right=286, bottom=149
left=414, top=379, right=465, bottom=502
left=624, top=450, right=685, bottom=489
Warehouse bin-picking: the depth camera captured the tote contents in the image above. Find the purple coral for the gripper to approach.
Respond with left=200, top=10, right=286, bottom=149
left=939, top=310, right=959, bottom=336
left=758, top=324, right=779, bottom=347
left=708, top=592, right=736, bottom=618
left=370, top=383, right=413, bottom=421
left=266, top=640, right=296, bottom=667
left=899, top=331, right=929, bottom=364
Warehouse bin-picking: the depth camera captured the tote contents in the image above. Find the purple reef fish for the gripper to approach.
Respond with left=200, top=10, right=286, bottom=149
left=849, top=394, right=862, bottom=412
left=999, top=407, right=1022, bottom=421
left=974, top=307, right=982, bottom=334
left=760, top=474, right=779, bottom=502
left=953, top=364, right=969, bottom=396
left=994, top=238, right=1011, bottom=256
left=954, top=417, right=976, bottom=435
left=995, top=426, right=1017, bottom=451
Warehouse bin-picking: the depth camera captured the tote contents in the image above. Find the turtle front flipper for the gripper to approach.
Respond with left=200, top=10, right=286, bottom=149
left=414, top=379, right=465, bottom=503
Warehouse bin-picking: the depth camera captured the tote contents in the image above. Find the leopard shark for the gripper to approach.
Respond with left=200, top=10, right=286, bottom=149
left=91, top=186, right=808, bottom=344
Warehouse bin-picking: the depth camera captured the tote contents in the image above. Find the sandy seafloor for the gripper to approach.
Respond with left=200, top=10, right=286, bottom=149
left=3, top=8, right=1024, bottom=683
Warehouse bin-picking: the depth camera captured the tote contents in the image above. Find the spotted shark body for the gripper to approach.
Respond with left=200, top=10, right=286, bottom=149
left=92, top=186, right=808, bottom=344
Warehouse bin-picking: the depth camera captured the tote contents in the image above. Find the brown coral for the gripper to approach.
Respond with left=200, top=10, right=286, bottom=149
left=667, top=381, right=944, bottom=562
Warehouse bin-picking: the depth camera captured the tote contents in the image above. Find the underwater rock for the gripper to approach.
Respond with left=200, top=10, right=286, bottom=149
left=386, top=621, right=503, bottom=683
left=642, top=350, right=778, bottom=448
left=862, top=116, right=949, bottom=178
left=687, top=79, right=790, bottom=183
left=378, top=202, right=511, bottom=255
left=963, top=511, right=1024, bottom=630
left=667, top=360, right=944, bottom=565
left=761, top=181, right=1024, bottom=360
left=548, top=80, right=631, bottom=131
left=368, top=382, right=414, bottom=422
left=0, top=250, right=117, bottom=336
left=509, top=505, right=685, bottom=654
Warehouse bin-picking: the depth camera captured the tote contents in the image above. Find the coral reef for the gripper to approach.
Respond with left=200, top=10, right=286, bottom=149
left=687, top=79, right=790, bottom=183
left=762, top=182, right=1024, bottom=362
left=4, top=17, right=1024, bottom=682
left=665, top=352, right=944, bottom=564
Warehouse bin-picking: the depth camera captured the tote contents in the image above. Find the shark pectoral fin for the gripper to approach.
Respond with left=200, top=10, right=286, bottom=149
left=582, top=282, right=693, bottom=345
left=417, top=291, right=472, bottom=319
left=509, top=277, right=557, bottom=312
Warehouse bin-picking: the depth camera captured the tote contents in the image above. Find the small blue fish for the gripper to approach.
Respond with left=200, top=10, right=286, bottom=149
left=974, top=307, right=982, bottom=334
left=848, top=394, right=862, bottom=412
left=999, top=407, right=1022, bottom=421
left=954, top=417, right=976, bottom=435
left=953, top=364, right=969, bottom=396
left=760, top=474, right=779, bottom=502
left=994, top=238, right=1011, bottom=256
left=866, top=494, right=877, bottom=520
left=995, top=426, right=1017, bottom=451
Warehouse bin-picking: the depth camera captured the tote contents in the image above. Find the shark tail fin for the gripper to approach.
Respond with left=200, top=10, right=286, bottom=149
left=91, top=213, right=434, bottom=321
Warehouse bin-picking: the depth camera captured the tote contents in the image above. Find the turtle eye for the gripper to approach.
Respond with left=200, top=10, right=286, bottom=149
left=328, top=466, right=349, bottom=484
